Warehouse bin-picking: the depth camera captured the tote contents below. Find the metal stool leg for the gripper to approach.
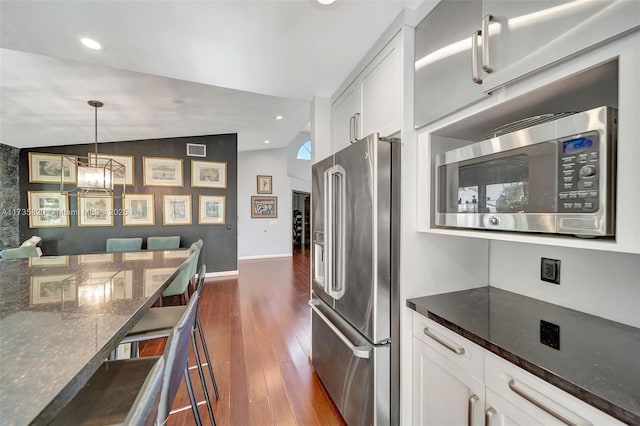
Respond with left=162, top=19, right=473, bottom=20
left=184, top=365, right=203, bottom=426
left=196, top=315, right=220, bottom=400
left=191, top=329, right=216, bottom=426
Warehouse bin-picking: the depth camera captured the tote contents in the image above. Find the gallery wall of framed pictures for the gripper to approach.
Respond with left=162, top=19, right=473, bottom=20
left=18, top=134, right=238, bottom=272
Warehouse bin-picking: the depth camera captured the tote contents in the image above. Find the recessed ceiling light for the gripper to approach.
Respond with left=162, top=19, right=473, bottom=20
left=80, top=37, right=102, bottom=50
left=317, top=0, right=336, bottom=4
left=275, top=115, right=283, bottom=120
left=264, top=140, right=270, bottom=144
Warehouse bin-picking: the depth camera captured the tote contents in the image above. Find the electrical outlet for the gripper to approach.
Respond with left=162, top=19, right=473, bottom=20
left=540, top=320, right=560, bottom=350
left=541, top=257, right=561, bottom=284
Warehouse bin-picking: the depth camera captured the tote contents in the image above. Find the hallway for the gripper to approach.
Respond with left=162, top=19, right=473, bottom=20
left=145, top=248, right=346, bottom=425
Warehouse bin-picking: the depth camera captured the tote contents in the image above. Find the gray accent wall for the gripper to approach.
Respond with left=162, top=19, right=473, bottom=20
left=0, top=143, right=20, bottom=249
left=18, top=134, right=238, bottom=273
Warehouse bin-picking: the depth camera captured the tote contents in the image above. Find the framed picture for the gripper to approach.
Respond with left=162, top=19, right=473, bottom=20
left=257, top=175, right=272, bottom=194
left=89, top=153, right=135, bottom=186
left=163, top=194, right=192, bottom=225
left=144, top=267, right=177, bottom=297
left=163, top=250, right=191, bottom=259
left=251, top=196, right=278, bottom=218
left=29, top=256, right=69, bottom=267
left=187, top=143, right=206, bottom=157
left=27, top=191, right=70, bottom=228
left=122, top=251, right=155, bottom=262
left=79, top=253, right=114, bottom=264
left=29, top=152, right=76, bottom=184
left=143, top=157, right=183, bottom=187
left=123, top=194, right=155, bottom=226
left=191, top=160, right=227, bottom=189
left=199, top=195, right=225, bottom=225
left=78, top=195, right=114, bottom=227
left=30, top=274, right=76, bottom=305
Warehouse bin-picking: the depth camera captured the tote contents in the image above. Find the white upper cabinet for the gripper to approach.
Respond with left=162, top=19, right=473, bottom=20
left=414, top=0, right=488, bottom=129
left=331, top=83, right=361, bottom=154
left=480, top=0, right=640, bottom=91
left=331, top=32, right=402, bottom=153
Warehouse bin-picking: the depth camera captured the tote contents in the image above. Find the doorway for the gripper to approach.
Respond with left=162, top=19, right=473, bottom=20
left=292, top=191, right=310, bottom=253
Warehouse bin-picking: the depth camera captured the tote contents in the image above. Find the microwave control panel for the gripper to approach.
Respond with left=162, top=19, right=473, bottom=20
left=557, top=131, right=600, bottom=213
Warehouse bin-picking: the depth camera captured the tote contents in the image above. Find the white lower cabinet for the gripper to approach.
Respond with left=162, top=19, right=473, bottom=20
left=411, top=312, right=625, bottom=426
left=412, top=337, right=484, bottom=426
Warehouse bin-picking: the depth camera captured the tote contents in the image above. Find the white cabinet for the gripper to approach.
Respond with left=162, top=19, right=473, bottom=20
left=412, top=313, right=485, bottom=426
left=480, top=0, right=640, bottom=91
left=411, top=312, right=626, bottom=426
left=485, top=352, right=625, bottom=426
left=330, top=32, right=402, bottom=153
left=330, top=83, right=361, bottom=153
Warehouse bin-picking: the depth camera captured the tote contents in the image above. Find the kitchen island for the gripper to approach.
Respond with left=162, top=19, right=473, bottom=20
left=0, top=249, right=192, bottom=425
left=407, top=287, right=640, bottom=424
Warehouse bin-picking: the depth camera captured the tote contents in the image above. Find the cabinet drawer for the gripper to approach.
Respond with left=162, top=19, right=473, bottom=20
left=412, top=312, right=484, bottom=381
left=485, top=352, right=625, bottom=426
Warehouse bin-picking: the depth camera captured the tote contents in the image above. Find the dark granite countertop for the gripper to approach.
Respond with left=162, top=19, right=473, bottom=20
left=407, top=287, right=640, bottom=425
left=0, top=249, right=193, bottom=425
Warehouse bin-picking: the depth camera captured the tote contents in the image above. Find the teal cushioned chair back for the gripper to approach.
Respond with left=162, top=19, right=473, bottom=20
left=0, top=246, right=39, bottom=259
left=106, top=238, right=143, bottom=253
left=147, top=236, right=180, bottom=250
left=162, top=240, right=203, bottom=297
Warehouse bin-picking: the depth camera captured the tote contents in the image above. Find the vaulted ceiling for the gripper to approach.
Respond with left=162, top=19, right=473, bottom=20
left=0, top=0, right=422, bottom=151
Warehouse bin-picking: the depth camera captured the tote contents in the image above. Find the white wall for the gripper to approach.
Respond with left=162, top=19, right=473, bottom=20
left=238, top=148, right=292, bottom=259
left=489, top=241, right=640, bottom=327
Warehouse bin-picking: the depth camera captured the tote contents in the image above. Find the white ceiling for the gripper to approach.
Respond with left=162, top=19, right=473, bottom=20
left=0, top=0, right=421, bottom=151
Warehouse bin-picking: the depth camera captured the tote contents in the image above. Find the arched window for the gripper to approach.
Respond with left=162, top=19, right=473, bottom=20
left=296, top=140, right=312, bottom=160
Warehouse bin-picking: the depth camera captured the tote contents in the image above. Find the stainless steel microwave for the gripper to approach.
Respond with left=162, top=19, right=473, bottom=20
left=434, top=106, right=617, bottom=236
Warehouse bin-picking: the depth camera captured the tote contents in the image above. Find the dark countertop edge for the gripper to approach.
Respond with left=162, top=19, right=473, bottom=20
left=406, top=298, right=640, bottom=425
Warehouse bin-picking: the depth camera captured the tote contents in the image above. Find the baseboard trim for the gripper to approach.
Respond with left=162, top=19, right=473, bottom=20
left=238, top=253, right=292, bottom=260
left=205, top=270, right=239, bottom=278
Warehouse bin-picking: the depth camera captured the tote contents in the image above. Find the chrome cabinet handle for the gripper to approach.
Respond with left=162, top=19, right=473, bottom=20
left=508, top=380, right=590, bottom=426
left=468, top=394, right=479, bottom=426
left=481, top=14, right=494, bottom=73
left=423, top=327, right=465, bottom=354
left=309, top=300, right=371, bottom=358
left=485, top=407, right=496, bottom=426
left=349, top=115, right=355, bottom=143
left=471, top=30, right=483, bottom=84
left=353, top=112, right=360, bottom=142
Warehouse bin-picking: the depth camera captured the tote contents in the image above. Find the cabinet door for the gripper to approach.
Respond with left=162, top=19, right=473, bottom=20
left=331, top=83, right=361, bottom=153
left=414, top=0, right=488, bottom=129
left=361, top=33, right=402, bottom=138
left=485, top=388, right=545, bottom=426
left=412, top=337, right=484, bottom=426
left=481, top=0, right=640, bottom=90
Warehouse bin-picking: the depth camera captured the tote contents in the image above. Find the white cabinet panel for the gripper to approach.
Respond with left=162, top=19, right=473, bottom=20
left=330, top=83, right=360, bottom=153
left=361, top=34, right=402, bottom=138
left=412, top=337, right=485, bottom=426
left=485, top=388, right=545, bottom=426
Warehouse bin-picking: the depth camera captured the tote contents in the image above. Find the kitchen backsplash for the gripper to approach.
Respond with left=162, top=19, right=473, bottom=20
left=489, top=240, right=640, bottom=328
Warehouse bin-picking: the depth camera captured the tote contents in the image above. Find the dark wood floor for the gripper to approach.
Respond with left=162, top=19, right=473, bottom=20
left=141, top=247, right=346, bottom=426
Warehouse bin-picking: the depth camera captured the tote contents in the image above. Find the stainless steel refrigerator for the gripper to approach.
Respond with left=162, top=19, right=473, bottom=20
left=310, top=133, right=399, bottom=426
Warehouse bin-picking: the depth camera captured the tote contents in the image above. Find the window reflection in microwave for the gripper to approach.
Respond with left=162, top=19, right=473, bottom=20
left=458, top=181, right=528, bottom=213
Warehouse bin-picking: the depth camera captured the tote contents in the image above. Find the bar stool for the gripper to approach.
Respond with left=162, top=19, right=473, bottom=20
left=106, top=237, right=143, bottom=253
left=147, top=236, right=180, bottom=250
left=121, top=264, right=219, bottom=425
left=51, top=292, right=203, bottom=425
left=161, top=239, right=202, bottom=303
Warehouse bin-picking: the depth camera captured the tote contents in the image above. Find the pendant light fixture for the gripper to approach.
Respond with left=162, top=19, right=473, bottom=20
left=61, top=100, right=126, bottom=198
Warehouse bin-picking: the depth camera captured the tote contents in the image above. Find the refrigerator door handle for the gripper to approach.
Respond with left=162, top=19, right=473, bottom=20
left=324, top=165, right=346, bottom=300
left=309, top=300, right=371, bottom=359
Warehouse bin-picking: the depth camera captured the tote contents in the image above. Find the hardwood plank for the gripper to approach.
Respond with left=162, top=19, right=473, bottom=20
left=145, top=247, right=346, bottom=426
